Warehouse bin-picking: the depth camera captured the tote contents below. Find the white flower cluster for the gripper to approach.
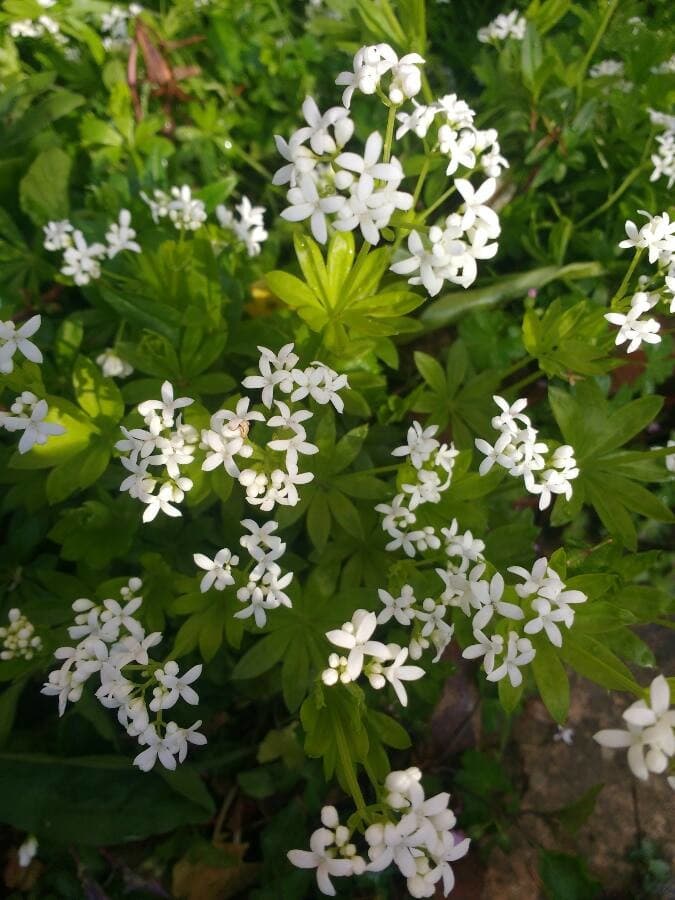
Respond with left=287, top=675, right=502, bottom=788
left=101, top=4, right=142, bottom=52
left=141, top=185, right=207, bottom=231
left=117, top=381, right=198, bottom=523
left=477, top=10, right=526, bottom=43
left=96, top=348, right=134, bottom=379
left=456, top=555, right=586, bottom=684
left=589, top=59, right=624, bottom=79
left=588, top=59, right=633, bottom=93
left=392, top=177, right=501, bottom=294
left=376, top=421, right=459, bottom=557
left=216, top=196, right=268, bottom=257
left=594, top=675, right=674, bottom=784
left=605, top=211, right=675, bottom=353
left=650, top=122, right=675, bottom=189
left=288, top=769, right=469, bottom=898
left=650, top=53, right=675, bottom=75
left=0, top=314, right=42, bottom=374
left=43, top=211, right=141, bottom=285
left=274, top=44, right=506, bottom=270
left=475, top=395, right=579, bottom=511
left=194, top=520, right=294, bottom=628
left=0, top=391, right=65, bottom=455
left=275, top=98, right=412, bottom=245
left=41, top=578, right=206, bottom=772
left=0, top=608, right=42, bottom=661
left=321, top=609, right=424, bottom=706
left=119, top=344, right=348, bottom=522
left=9, top=14, right=66, bottom=43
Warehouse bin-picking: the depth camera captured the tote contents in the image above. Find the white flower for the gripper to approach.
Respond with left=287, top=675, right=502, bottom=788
left=43, top=219, right=73, bottom=251
left=168, top=185, right=207, bottom=231
left=217, top=195, right=269, bottom=256
left=288, top=827, right=354, bottom=896
left=0, top=395, right=65, bottom=454
left=133, top=724, right=178, bottom=771
left=296, top=96, right=354, bottom=155
left=106, top=209, right=141, bottom=257
left=388, top=53, right=425, bottom=104
left=325, top=609, right=390, bottom=681
left=605, top=293, right=661, bottom=353
left=381, top=645, right=425, bottom=706
left=472, top=572, right=524, bottom=630
left=165, top=719, right=207, bottom=764
left=138, top=381, right=193, bottom=428
left=455, top=177, right=499, bottom=233
left=96, top=348, right=133, bottom=378
left=242, top=343, right=298, bottom=408
left=61, top=230, right=107, bottom=285
left=462, top=629, right=504, bottom=674
left=554, top=725, right=575, bottom=745
left=377, top=585, right=416, bottom=626
left=594, top=675, right=674, bottom=782
left=486, top=632, right=535, bottom=686
left=17, top=835, right=38, bottom=868
left=478, top=11, right=526, bottom=43
left=281, top=173, right=345, bottom=244
left=0, top=315, right=42, bottom=373
left=523, top=597, right=574, bottom=647
left=194, top=548, right=239, bottom=592
left=589, top=59, right=624, bottom=78
left=336, top=132, right=403, bottom=193
left=392, top=421, right=439, bottom=469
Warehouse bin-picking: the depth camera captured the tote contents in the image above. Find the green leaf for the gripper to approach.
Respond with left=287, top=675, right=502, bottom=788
left=326, top=231, right=355, bottom=300
left=231, top=631, right=292, bottom=680
left=0, top=753, right=212, bottom=844
left=414, top=351, right=447, bottom=395
left=99, top=289, right=182, bottom=344
left=293, top=233, right=330, bottom=305
left=498, top=676, right=523, bottom=714
left=0, top=681, right=25, bottom=747
left=327, top=491, right=363, bottom=538
left=367, top=710, right=411, bottom=750
left=307, top=491, right=331, bottom=552
left=19, top=147, right=71, bottom=225
left=552, top=784, right=604, bottom=835
left=73, top=355, right=125, bottom=422
left=421, top=263, right=604, bottom=329
left=594, top=396, right=663, bottom=457
left=266, top=270, right=323, bottom=311
left=585, top=477, right=637, bottom=550
left=539, top=850, right=601, bottom=900
left=531, top=639, right=569, bottom=724
left=45, top=439, right=111, bottom=504
left=560, top=634, right=641, bottom=694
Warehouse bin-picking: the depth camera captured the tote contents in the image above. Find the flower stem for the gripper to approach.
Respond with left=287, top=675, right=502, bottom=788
left=575, top=0, right=620, bottom=107
left=506, top=369, right=542, bottom=395
left=420, top=183, right=456, bottom=221
left=383, top=104, right=397, bottom=163
left=413, top=158, right=430, bottom=207
left=611, top=248, right=643, bottom=307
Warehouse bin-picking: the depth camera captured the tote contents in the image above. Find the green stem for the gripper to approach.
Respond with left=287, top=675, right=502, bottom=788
left=413, top=158, right=430, bottom=207
left=336, top=725, right=367, bottom=812
left=577, top=163, right=648, bottom=228
left=501, top=355, right=534, bottom=380
left=383, top=104, right=397, bottom=163
left=359, top=464, right=400, bottom=475
left=611, top=248, right=643, bottom=307
left=420, top=183, right=456, bottom=221
left=507, top=369, right=541, bottom=395
left=575, top=0, right=620, bottom=107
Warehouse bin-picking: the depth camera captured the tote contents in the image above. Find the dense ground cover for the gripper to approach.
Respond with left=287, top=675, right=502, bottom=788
left=0, top=0, right=673, bottom=897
